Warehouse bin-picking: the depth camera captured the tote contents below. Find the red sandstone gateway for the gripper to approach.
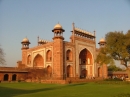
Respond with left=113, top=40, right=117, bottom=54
left=0, top=23, right=108, bottom=83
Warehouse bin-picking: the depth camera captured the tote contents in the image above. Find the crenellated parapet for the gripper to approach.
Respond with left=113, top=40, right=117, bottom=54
left=38, top=36, right=50, bottom=45
left=73, top=27, right=95, bottom=40
left=38, top=39, right=50, bottom=45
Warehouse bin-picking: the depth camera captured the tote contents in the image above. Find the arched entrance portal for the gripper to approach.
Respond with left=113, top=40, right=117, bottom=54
left=79, top=48, right=93, bottom=78
left=12, top=74, right=17, bottom=81
left=33, top=54, right=44, bottom=67
left=4, top=74, right=9, bottom=81
left=67, top=65, right=73, bottom=77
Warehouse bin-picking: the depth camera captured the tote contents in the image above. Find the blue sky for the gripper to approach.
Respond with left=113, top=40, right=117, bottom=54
left=0, top=0, right=130, bottom=67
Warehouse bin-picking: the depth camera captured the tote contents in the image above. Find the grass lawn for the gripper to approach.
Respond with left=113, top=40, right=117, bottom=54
left=0, top=81, right=130, bottom=97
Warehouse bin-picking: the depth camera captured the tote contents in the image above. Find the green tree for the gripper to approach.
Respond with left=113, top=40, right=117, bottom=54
left=96, top=30, right=130, bottom=78
left=0, top=45, right=6, bottom=65
left=95, top=47, right=114, bottom=66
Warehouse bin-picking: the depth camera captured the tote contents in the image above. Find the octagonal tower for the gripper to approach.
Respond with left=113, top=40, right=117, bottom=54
left=52, top=23, right=65, bottom=79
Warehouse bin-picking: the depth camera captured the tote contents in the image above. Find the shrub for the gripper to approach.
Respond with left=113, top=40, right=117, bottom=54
left=104, top=78, right=122, bottom=81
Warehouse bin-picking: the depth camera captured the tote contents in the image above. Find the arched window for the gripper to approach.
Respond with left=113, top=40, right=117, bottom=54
left=33, top=54, right=44, bottom=67
left=12, top=74, right=17, bottom=81
left=27, top=55, right=31, bottom=64
left=47, top=65, right=52, bottom=77
left=67, top=65, right=73, bottom=77
left=4, top=74, right=9, bottom=81
left=66, top=50, right=72, bottom=61
left=46, top=50, right=52, bottom=61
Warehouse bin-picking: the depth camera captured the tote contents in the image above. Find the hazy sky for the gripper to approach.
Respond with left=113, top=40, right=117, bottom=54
left=0, top=0, right=130, bottom=67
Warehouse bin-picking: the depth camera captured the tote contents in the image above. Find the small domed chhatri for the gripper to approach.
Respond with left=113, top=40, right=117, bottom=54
left=98, top=38, right=106, bottom=47
left=21, top=37, right=30, bottom=49
left=22, top=37, right=29, bottom=43
left=52, top=23, right=65, bottom=33
left=54, top=23, right=62, bottom=29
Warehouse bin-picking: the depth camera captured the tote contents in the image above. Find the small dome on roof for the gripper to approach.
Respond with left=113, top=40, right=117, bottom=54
left=22, top=37, right=29, bottom=43
left=99, top=38, right=106, bottom=43
left=54, top=23, right=62, bottom=29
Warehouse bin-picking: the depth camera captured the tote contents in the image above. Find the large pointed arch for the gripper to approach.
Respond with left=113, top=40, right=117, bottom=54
left=33, top=54, right=44, bottom=67
left=79, top=48, right=93, bottom=65
left=79, top=48, right=93, bottom=78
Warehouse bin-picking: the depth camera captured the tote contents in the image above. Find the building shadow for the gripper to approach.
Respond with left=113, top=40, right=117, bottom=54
left=0, top=85, right=57, bottom=97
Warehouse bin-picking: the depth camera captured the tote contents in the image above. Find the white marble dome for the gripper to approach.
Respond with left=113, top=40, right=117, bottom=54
left=54, top=23, right=62, bottom=29
left=99, top=38, right=106, bottom=43
left=22, top=37, right=29, bottom=42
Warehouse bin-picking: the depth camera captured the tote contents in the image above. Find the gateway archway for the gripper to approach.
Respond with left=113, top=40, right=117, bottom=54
left=33, top=54, right=44, bottom=67
left=79, top=48, right=93, bottom=78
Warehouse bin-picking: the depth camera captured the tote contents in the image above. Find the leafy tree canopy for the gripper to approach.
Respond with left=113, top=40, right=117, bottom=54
left=96, top=30, right=130, bottom=68
left=95, top=47, right=114, bottom=66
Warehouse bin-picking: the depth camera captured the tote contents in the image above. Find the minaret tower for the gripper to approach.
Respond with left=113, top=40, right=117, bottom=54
left=21, top=37, right=30, bottom=65
left=52, top=23, right=65, bottom=79
left=98, top=38, right=108, bottom=78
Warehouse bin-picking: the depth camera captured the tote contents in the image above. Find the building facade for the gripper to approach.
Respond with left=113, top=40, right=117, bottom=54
left=17, top=23, right=107, bottom=80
